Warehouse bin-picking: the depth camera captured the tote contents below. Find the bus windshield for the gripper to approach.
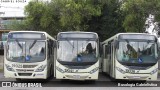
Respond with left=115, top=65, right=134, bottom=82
left=57, top=39, right=97, bottom=65
left=116, top=40, right=158, bottom=66
left=7, top=40, right=46, bottom=63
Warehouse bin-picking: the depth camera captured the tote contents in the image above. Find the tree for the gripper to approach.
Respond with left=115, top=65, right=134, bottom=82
left=8, top=19, right=29, bottom=30
left=121, top=0, right=160, bottom=32
left=24, top=0, right=102, bottom=36
left=87, top=0, right=125, bottom=41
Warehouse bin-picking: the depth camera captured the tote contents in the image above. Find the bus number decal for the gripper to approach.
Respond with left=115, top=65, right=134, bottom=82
left=125, top=69, right=136, bottom=74
left=64, top=69, right=79, bottom=73
left=12, top=64, right=23, bottom=68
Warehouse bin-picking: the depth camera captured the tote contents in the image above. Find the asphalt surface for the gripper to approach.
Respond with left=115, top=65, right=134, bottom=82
left=1, top=87, right=160, bottom=90
left=0, top=73, right=159, bottom=87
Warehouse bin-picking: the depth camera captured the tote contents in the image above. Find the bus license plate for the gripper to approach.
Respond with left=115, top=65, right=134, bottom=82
left=133, top=76, right=140, bottom=79
left=73, top=75, right=80, bottom=79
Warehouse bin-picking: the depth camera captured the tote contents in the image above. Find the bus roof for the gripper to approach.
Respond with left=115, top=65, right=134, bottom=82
left=57, top=31, right=98, bottom=39
left=102, top=33, right=156, bottom=44
left=8, top=31, right=55, bottom=40
left=58, top=31, right=98, bottom=35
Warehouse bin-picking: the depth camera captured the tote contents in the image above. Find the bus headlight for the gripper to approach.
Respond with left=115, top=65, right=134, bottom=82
left=56, top=66, right=65, bottom=73
left=35, top=65, right=47, bottom=72
left=116, top=67, right=125, bottom=74
left=150, top=68, right=158, bottom=75
left=89, top=67, right=99, bottom=74
left=5, top=64, right=15, bottom=72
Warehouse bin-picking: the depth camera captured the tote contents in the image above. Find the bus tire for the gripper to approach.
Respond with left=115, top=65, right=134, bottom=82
left=16, top=78, right=22, bottom=82
left=50, top=65, right=53, bottom=77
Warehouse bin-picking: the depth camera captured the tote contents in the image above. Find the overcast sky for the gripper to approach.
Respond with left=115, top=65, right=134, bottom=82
left=0, top=0, right=31, bottom=17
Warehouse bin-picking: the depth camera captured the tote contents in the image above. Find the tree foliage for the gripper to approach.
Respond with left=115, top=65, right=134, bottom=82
left=121, top=0, right=160, bottom=32
left=23, top=0, right=102, bottom=36
left=11, top=0, right=160, bottom=41
left=87, top=0, right=125, bottom=41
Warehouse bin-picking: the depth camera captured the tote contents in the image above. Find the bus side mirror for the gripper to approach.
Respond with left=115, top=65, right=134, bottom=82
left=57, top=42, right=59, bottom=48
left=54, top=36, right=57, bottom=39
left=158, top=31, right=160, bottom=36
left=99, top=42, right=103, bottom=56
left=114, top=40, right=119, bottom=49
left=158, top=47, right=160, bottom=60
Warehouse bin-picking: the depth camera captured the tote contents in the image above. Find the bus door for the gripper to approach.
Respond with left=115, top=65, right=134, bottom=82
left=53, top=41, right=57, bottom=77
left=109, top=42, right=114, bottom=77
left=102, top=45, right=107, bottom=73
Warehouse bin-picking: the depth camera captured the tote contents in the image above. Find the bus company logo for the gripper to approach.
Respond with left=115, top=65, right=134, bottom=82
left=1, top=82, right=42, bottom=87
left=2, top=82, right=11, bottom=87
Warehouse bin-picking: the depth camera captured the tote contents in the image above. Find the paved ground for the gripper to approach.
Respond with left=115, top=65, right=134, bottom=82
left=0, top=87, right=160, bottom=90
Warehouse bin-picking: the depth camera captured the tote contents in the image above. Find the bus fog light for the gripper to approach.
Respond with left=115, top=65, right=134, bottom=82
left=89, top=67, right=99, bottom=74
left=35, top=65, right=47, bottom=72
left=56, top=66, right=65, bottom=73
left=116, top=67, right=125, bottom=74
left=150, top=68, right=158, bottom=75
left=5, top=64, right=15, bottom=72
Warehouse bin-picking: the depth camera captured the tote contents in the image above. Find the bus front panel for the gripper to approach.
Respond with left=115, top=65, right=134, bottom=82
left=56, top=60, right=99, bottom=80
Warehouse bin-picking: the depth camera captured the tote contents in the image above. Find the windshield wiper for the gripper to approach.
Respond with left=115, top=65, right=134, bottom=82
left=29, top=40, right=37, bottom=50
left=124, top=39, right=129, bottom=43
left=143, top=40, right=153, bottom=49
left=65, top=38, right=74, bottom=52
left=15, top=39, right=23, bottom=49
left=15, top=40, right=24, bottom=61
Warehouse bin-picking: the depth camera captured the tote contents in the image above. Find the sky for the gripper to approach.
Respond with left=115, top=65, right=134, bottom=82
left=0, top=0, right=31, bottom=17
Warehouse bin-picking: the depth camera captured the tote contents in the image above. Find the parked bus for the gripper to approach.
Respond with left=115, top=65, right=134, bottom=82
left=101, top=33, right=159, bottom=80
left=4, top=31, right=56, bottom=80
left=0, top=30, right=11, bottom=54
left=56, top=32, right=99, bottom=80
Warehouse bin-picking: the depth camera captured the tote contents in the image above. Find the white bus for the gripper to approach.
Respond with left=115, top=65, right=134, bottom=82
left=4, top=31, right=56, bottom=80
left=56, top=32, right=99, bottom=80
left=101, top=33, right=159, bottom=80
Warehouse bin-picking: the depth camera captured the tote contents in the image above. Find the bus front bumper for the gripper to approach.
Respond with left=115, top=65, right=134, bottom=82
left=56, top=71, right=99, bottom=80
left=115, top=71, right=158, bottom=81
left=4, top=71, right=48, bottom=79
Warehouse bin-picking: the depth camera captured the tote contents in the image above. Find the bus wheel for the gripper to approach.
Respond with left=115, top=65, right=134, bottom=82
left=49, top=66, right=53, bottom=78
left=109, top=76, right=116, bottom=81
left=87, top=80, right=96, bottom=84
left=90, top=80, right=96, bottom=83
left=16, top=78, right=22, bottom=82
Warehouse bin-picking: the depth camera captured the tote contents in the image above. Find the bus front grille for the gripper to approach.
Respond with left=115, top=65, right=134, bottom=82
left=126, top=76, right=148, bottom=79
left=18, top=73, right=32, bottom=76
left=16, top=69, right=34, bottom=72
left=65, top=75, right=88, bottom=79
